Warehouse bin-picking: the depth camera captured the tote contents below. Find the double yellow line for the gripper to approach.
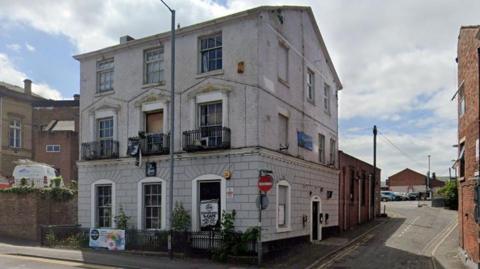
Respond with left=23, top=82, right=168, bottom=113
left=0, top=253, right=121, bottom=269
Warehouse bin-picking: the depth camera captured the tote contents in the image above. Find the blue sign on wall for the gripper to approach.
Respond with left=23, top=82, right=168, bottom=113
left=297, top=131, right=313, bottom=151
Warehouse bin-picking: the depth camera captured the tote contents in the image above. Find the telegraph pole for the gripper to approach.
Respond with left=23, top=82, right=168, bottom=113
left=159, top=0, right=175, bottom=259
left=427, top=155, right=431, bottom=199
left=373, top=125, right=377, bottom=217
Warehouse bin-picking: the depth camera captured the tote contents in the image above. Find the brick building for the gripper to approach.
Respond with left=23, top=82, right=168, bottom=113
left=387, top=168, right=444, bottom=193
left=32, top=96, right=80, bottom=185
left=338, top=151, right=380, bottom=232
left=0, top=80, right=44, bottom=177
left=456, top=25, right=480, bottom=267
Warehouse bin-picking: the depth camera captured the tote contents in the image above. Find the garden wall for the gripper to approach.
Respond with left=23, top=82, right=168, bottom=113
left=0, top=192, right=77, bottom=241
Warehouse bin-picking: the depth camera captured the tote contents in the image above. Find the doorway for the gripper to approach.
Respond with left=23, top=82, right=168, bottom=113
left=311, top=196, right=322, bottom=241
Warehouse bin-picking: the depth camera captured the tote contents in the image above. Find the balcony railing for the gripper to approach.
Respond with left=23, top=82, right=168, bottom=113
left=183, top=126, right=231, bottom=152
left=81, top=140, right=119, bottom=160
left=128, top=133, right=170, bottom=156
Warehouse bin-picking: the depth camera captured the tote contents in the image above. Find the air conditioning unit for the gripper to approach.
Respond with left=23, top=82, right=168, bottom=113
left=200, top=137, right=209, bottom=147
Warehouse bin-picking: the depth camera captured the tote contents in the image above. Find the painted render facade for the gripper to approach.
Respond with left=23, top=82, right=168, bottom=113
left=75, top=6, right=342, bottom=244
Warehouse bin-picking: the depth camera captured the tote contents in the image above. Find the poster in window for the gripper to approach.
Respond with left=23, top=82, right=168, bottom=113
left=200, top=199, right=219, bottom=227
left=278, top=204, right=285, bottom=225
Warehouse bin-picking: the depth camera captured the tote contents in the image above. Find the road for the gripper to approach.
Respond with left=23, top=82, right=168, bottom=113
left=0, top=253, right=122, bottom=269
left=316, top=201, right=461, bottom=269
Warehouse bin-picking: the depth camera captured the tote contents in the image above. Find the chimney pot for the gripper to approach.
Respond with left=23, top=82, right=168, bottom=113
left=23, top=79, right=32, bottom=95
left=120, top=35, right=134, bottom=44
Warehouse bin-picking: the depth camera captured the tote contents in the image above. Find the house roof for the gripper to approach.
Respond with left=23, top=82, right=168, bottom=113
left=43, top=120, right=76, bottom=132
left=73, top=5, right=342, bottom=90
left=32, top=99, right=79, bottom=107
left=389, top=168, right=425, bottom=179
left=0, top=81, right=44, bottom=99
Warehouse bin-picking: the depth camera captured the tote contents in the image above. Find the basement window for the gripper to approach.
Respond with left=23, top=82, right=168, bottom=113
left=46, top=144, right=61, bottom=152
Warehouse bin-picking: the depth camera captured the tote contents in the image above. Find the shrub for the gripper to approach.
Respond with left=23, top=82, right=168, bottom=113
left=172, top=201, right=190, bottom=232
left=437, top=180, right=458, bottom=210
left=114, top=206, right=130, bottom=230
left=45, top=230, right=56, bottom=247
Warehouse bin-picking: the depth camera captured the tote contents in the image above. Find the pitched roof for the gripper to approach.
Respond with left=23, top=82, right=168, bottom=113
left=43, top=120, right=76, bottom=132
left=0, top=81, right=44, bottom=99
left=73, top=5, right=342, bottom=89
left=32, top=99, right=79, bottom=107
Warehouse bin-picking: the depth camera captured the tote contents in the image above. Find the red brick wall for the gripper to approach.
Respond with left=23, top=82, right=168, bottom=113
left=457, top=26, right=480, bottom=264
left=32, top=106, right=79, bottom=185
left=338, top=151, right=381, bottom=232
left=388, top=168, right=425, bottom=186
left=0, top=193, right=77, bottom=240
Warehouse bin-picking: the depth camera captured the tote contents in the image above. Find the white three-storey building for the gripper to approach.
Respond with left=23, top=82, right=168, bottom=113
left=75, top=6, right=342, bottom=247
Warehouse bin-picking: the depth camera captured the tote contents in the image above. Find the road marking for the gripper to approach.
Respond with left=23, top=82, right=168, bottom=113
left=421, top=217, right=457, bottom=255
left=397, top=216, right=419, bottom=238
left=0, top=253, right=120, bottom=269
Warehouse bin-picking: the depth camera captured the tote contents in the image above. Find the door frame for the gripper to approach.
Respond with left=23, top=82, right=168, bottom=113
left=310, top=195, right=322, bottom=242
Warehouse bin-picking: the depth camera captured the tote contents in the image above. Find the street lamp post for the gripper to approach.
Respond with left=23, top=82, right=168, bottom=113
left=159, top=0, right=175, bottom=259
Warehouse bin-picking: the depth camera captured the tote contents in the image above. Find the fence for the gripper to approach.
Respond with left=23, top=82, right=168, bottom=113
left=40, top=225, right=256, bottom=256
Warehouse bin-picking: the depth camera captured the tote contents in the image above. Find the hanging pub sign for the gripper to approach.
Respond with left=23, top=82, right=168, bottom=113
left=297, top=131, right=313, bottom=151
left=146, top=162, right=157, bottom=177
left=200, top=199, right=219, bottom=228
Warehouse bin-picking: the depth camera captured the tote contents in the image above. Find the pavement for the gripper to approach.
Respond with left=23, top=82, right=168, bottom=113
left=0, top=201, right=464, bottom=269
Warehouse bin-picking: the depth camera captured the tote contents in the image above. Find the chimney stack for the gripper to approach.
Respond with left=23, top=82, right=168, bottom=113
left=73, top=94, right=80, bottom=101
left=23, top=79, right=32, bottom=95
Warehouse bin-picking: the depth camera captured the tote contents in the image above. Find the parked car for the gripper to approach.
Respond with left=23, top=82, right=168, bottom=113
left=381, top=191, right=398, bottom=202
left=394, top=192, right=409, bottom=201
left=407, top=192, right=420, bottom=200
left=12, top=160, right=61, bottom=188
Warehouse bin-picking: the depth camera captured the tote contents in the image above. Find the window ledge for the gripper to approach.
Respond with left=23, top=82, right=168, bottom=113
left=196, top=69, right=224, bottom=79
left=142, top=81, right=166, bottom=89
left=459, top=177, right=465, bottom=182
left=278, top=77, right=290, bottom=88
left=307, top=98, right=315, bottom=105
left=276, top=226, right=291, bottom=233
left=95, top=90, right=115, bottom=98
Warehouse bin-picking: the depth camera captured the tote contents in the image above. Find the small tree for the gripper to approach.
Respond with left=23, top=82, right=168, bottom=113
left=437, top=180, right=458, bottom=210
left=172, top=201, right=190, bottom=232
left=114, top=206, right=131, bottom=230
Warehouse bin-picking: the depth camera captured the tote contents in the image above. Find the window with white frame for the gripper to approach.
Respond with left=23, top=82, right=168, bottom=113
left=324, top=83, right=331, bottom=114
left=200, top=33, right=222, bottom=73
left=46, top=144, right=61, bottom=152
left=96, top=58, right=114, bottom=93
left=9, top=119, right=21, bottom=148
left=97, top=117, right=114, bottom=156
left=144, top=47, right=164, bottom=84
left=198, top=102, right=223, bottom=146
left=96, top=185, right=112, bottom=228
left=276, top=181, right=291, bottom=231
left=278, top=42, right=289, bottom=83
left=307, top=69, right=315, bottom=102
left=278, top=114, right=289, bottom=148
left=329, top=138, right=336, bottom=166
left=144, top=183, right=162, bottom=229
left=319, top=134, right=325, bottom=163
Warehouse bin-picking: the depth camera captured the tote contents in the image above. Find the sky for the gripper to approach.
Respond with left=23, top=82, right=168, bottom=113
left=0, top=0, right=479, bottom=180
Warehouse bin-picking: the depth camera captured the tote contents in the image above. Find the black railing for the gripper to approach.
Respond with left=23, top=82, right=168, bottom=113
left=81, top=140, right=119, bottom=160
left=141, top=133, right=170, bottom=155
left=39, top=225, right=256, bottom=256
left=183, top=126, right=231, bottom=152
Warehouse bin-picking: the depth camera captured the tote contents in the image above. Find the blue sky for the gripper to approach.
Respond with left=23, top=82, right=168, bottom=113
left=0, top=0, right=478, bottom=179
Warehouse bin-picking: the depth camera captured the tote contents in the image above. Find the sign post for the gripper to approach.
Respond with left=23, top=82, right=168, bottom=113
left=257, top=170, right=273, bottom=266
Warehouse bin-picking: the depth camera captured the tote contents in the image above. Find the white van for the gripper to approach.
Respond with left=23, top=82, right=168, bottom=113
left=12, top=161, right=61, bottom=188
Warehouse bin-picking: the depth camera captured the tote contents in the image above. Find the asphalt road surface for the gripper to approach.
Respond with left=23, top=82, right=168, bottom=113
left=316, top=201, right=459, bottom=269
left=0, top=253, right=122, bottom=269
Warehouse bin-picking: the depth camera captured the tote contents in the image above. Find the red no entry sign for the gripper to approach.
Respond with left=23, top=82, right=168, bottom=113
left=258, top=175, right=273, bottom=192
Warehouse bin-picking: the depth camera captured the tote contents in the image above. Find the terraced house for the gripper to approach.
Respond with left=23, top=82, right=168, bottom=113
left=75, top=6, right=342, bottom=247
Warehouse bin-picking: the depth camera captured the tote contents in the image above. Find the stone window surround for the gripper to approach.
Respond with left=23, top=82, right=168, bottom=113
left=90, top=179, right=116, bottom=228
left=276, top=179, right=291, bottom=233
left=89, top=109, right=118, bottom=142
left=137, top=177, right=167, bottom=230
left=189, top=91, right=228, bottom=130
left=191, top=174, right=227, bottom=232
left=141, top=100, right=169, bottom=133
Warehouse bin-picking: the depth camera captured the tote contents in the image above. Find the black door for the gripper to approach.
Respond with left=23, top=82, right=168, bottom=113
left=199, top=181, right=221, bottom=231
left=312, top=201, right=319, bottom=240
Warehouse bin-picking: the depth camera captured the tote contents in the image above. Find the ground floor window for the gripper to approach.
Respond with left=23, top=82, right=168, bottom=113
left=96, top=185, right=112, bottom=228
left=276, top=180, right=291, bottom=232
left=144, top=183, right=162, bottom=229
left=198, top=181, right=221, bottom=231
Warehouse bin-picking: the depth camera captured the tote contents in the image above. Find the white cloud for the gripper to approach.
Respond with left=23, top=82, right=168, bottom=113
left=25, top=42, right=35, bottom=52
left=0, top=53, right=63, bottom=99
left=6, top=43, right=21, bottom=52
left=0, top=0, right=474, bottom=177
